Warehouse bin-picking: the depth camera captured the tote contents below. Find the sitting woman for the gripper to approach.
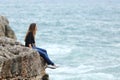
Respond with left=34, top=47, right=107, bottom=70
left=24, top=23, right=57, bottom=69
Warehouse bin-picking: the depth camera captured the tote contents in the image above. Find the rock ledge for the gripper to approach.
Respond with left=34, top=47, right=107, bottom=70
left=0, top=37, right=47, bottom=80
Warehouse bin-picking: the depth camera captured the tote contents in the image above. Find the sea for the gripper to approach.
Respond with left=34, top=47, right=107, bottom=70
left=0, top=0, right=120, bottom=80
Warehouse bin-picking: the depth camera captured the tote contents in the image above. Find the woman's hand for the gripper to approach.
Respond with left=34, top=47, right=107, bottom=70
left=28, top=44, right=32, bottom=48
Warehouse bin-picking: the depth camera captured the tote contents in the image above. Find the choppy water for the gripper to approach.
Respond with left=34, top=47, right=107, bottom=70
left=1, top=0, right=120, bottom=80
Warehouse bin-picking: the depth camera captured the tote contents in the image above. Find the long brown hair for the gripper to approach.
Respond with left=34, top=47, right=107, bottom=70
left=24, top=23, right=37, bottom=41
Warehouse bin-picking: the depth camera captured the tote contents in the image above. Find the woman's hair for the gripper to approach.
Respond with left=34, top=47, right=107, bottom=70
left=24, top=23, right=37, bottom=41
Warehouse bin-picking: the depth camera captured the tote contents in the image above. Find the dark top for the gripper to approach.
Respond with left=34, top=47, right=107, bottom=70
left=25, top=32, right=35, bottom=47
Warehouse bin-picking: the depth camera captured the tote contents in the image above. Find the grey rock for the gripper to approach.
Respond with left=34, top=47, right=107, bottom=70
left=0, top=37, right=48, bottom=80
left=0, top=16, right=16, bottom=39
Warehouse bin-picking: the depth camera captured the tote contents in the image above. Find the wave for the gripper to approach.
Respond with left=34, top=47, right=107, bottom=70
left=47, top=65, right=117, bottom=80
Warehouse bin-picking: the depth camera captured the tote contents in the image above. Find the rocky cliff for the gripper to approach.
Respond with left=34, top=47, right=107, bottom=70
left=0, top=16, right=16, bottom=39
left=0, top=16, right=48, bottom=80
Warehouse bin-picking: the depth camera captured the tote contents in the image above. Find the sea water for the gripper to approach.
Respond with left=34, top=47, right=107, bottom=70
left=0, top=0, right=120, bottom=80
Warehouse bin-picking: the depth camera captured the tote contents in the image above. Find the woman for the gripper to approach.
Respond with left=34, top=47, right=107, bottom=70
left=25, top=23, right=57, bottom=69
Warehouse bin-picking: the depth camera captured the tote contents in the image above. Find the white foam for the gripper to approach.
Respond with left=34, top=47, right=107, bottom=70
left=112, top=43, right=120, bottom=47
left=91, top=64, right=120, bottom=73
left=47, top=66, right=116, bottom=80
left=81, top=73, right=115, bottom=80
left=39, top=44, right=73, bottom=55
left=47, top=64, right=95, bottom=74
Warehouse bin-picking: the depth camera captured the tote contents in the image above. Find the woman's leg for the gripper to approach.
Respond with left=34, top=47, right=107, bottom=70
left=35, top=47, right=48, bottom=55
left=33, top=47, right=54, bottom=65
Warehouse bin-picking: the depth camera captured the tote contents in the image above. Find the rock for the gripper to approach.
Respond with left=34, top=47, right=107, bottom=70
left=0, top=37, right=48, bottom=80
left=42, top=74, right=49, bottom=80
left=0, top=16, right=16, bottom=39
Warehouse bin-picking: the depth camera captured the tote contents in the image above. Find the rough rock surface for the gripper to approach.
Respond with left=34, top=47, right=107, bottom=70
left=0, top=16, right=16, bottom=39
left=0, top=37, right=47, bottom=80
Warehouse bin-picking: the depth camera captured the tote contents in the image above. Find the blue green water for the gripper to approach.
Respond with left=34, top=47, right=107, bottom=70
left=1, top=0, right=120, bottom=80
